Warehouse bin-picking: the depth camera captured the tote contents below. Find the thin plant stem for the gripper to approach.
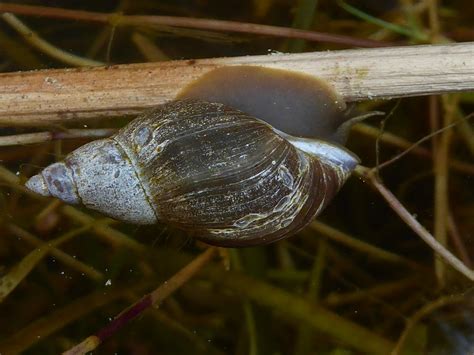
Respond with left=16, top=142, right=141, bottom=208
left=0, top=224, right=92, bottom=302
left=427, top=0, right=441, bottom=41
left=391, top=293, right=466, bottom=355
left=399, top=0, right=426, bottom=39
left=122, top=294, right=225, bottom=355
left=456, top=109, right=474, bottom=157
left=0, top=129, right=116, bottom=147
left=204, top=260, right=395, bottom=355
left=429, top=96, right=440, bottom=152
left=1, top=13, right=103, bottom=67
left=0, top=27, right=46, bottom=69
left=293, top=239, right=326, bottom=355
left=355, top=165, right=474, bottom=281
left=7, top=224, right=104, bottom=282
left=352, top=124, right=474, bottom=175
left=375, top=119, right=465, bottom=171
left=447, top=213, right=473, bottom=269
left=230, top=250, right=259, bottom=355
left=131, top=32, right=169, bottom=61
left=309, top=221, right=424, bottom=270
left=34, top=199, right=62, bottom=225
left=63, top=247, right=217, bottom=355
left=0, top=247, right=395, bottom=355
left=287, top=0, right=319, bottom=52
left=105, top=23, right=117, bottom=64
left=0, top=3, right=387, bottom=48
left=85, top=0, right=131, bottom=59
left=324, top=276, right=421, bottom=307
left=375, top=101, right=400, bottom=177
left=0, top=281, right=153, bottom=354
left=434, top=95, right=458, bottom=285
left=61, top=206, right=148, bottom=254
left=337, top=0, right=428, bottom=41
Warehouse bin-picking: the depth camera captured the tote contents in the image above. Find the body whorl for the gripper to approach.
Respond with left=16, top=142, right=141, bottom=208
left=113, top=100, right=356, bottom=246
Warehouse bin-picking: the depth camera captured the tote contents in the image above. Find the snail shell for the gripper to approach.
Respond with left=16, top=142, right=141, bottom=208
left=25, top=67, right=359, bottom=247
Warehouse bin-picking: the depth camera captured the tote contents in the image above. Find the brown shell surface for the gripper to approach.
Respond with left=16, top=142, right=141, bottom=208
left=114, top=100, right=344, bottom=246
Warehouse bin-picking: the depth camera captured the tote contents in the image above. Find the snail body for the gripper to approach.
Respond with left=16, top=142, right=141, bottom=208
left=178, top=66, right=348, bottom=142
left=26, top=67, right=359, bottom=246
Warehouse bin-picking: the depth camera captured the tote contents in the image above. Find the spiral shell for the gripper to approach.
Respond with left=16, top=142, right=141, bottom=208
left=26, top=99, right=358, bottom=246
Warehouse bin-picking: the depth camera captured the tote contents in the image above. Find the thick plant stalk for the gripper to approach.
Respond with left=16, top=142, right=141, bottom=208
left=0, top=42, right=472, bottom=126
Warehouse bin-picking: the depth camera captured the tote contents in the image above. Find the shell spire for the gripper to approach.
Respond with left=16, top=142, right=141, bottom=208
left=25, top=174, right=50, bottom=197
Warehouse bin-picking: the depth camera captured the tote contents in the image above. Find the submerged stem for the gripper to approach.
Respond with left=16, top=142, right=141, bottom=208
left=355, top=165, right=474, bottom=282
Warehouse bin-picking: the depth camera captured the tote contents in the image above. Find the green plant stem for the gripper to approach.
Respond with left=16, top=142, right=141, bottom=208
left=0, top=281, right=153, bottom=354
left=0, top=225, right=92, bottom=303
left=288, top=0, right=319, bottom=52
left=310, top=221, right=422, bottom=270
left=230, top=250, right=259, bottom=355
left=392, top=294, right=466, bottom=354
left=204, top=263, right=394, bottom=355
left=337, top=0, right=427, bottom=41
left=293, top=239, right=327, bottom=355
left=7, top=224, right=104, bottom=282
left=1, top=13, right=103, bottom=67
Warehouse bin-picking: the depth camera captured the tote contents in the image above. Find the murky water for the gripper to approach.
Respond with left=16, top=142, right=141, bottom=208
left=0, top=1, right=473, bottom=354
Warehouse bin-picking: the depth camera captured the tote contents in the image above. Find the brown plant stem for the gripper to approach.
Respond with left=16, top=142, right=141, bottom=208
left=1, top=13, right=104, bottom=67
left=0, top=281, right=153, bottom=354
left=433, top=95, right=457, bottom=285
left=6, top=224, right=104, bottom=282
left=309, top=221, right=424, bottom=270
left=0, top=3, right=386, bottom=48
left=0, top=128, right=116, bottom=146
left=355, top=165, right=474, bottom=281
left=392, top=293, right=466, bottom=355
left=63, top=247, right=217, bottom=355
left=0, top=42, right=472, bottom=126
left=447, top=213, right=473, bottom=269
left=0, top=248, right=394, bottom=355
left=324, top=276, right=422, bottom=306
left=203, top=260, right=395, bottom=355
left=352, top=124, right=474, bottom=175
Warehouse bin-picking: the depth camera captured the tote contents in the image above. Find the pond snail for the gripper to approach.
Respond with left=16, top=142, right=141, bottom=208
left=25, top=66, right=360, bottom=247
